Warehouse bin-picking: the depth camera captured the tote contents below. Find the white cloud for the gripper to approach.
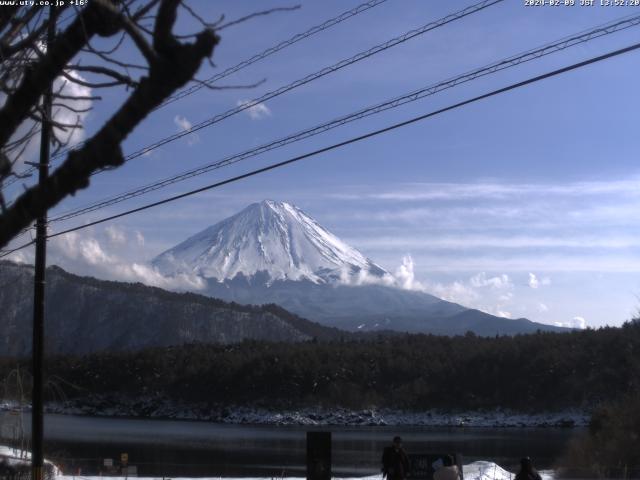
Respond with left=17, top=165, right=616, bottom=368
left=349, top=234, right=640, bottom=250
left=330, top=179, right=640, bottom=203
left=53, top=231, right=115, bottom=266
left=554, top=316, right=587, bottom=329
left=10, top=227, right=207, bottom=292
left=3, top=70, right=92, bottom=168
left=173, top=114, right=191, bottom=131
left=528, top=272, right=539, bottom=289
left=135, top=231, right=145, bottom=247
left=426, top=276, right=514, bottom=318
left=338, top=261, right=395, bottom=287
left=105, top=225, right=126, bottom=245
left=572, top=316, right=587, bottom=329
left=52, top=71, right=92, bottom=146
left=236, top=99, right=272, bottom=120
left=394, top=255, right=425, bottom=291
left=371, top=252, right=640, bottom=273
left=427, top=280, right=480, bottom=306
left=470, top=272, right=512, bottom=290
left=173, top=114, right=199, bottom=145
left=337, top=255, right=510, bottom=314
left=498, top=292, right=513, bottom=302
left=382, top=256, right=517, bottom=318
left=538, top=303, right=549, bottom=313
left=5, top=250, right=30, bottom=264
left=327, top=181, right=640, bottom=263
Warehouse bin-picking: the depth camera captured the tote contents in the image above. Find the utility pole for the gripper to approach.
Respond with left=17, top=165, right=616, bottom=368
left=32, top=6, right=54, bottom=480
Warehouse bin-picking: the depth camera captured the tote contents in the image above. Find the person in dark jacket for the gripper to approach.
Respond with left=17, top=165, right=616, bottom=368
left=382, top=436, right=410, bottom=480
left=515, top=457, right=542, bottom=480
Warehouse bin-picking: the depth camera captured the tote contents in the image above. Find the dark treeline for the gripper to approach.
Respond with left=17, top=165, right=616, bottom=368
left=2, top=321, right=639, bottom=411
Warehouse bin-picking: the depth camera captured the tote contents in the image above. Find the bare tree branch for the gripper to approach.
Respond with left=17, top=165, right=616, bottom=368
left=4, top=122, right=40, bottom=155
left=0, top=6, right=42, bottom=49
left=217, top=5, right=301, bottom=31
left=131, top=0, right=162, bottom=22
left=59, top=69, right=131, bottom=89
left=0, top=6, right=20, bottom=36
left=180, top=1, right=221, bottom=29
left=64, top=64, right=139, bottom=88
left=81, top=37, right=148, bottom=71
left=0, top=16, right=49, bottom=60
left=53, top=93, right=102, bottom=101
left=51, top=102, right=93, bottom=114
left=85, top=31, right=126, bottom=55
left=0, top=1, right=121, bottom=148
left=117, top=12, right=158, bottom=64
left=0, top=0, right=219, bottom=248
left=153, top=0, right=180, bottom=54
left=0, top=0, right=292, bottom=248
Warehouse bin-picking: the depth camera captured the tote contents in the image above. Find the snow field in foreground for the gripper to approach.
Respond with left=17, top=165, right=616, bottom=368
left=56, top=461, right=554, bottom=480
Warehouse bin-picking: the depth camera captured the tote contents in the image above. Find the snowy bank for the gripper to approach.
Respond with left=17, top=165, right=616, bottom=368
left=0, top=445, right=60, bottom=478
left=1, top=445, right=555, bottom=480
left=55, top=462, right=554, bottom=480
left=36, top=398, right=588, bottom=428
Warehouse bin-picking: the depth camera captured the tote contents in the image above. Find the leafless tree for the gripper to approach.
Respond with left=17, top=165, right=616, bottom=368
left=0, top=0, right=223, bottom=249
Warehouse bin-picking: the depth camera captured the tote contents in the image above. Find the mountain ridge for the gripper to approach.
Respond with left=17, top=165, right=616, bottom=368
left=152, top=200, right=568, bottom=335
left=0, top=260, right=347, bottom=356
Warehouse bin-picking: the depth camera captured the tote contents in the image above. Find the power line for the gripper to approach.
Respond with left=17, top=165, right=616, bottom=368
left=3, top=39, right=639, bottom=258
left=4, top=0, right=503, bottom=189
left=114, top=0, right=504, bottom=165
left=158, top=0, right=389, bottom=109
left=3, top=0, right=390, bottom=187
left=47, top=12, right=640, bottom=224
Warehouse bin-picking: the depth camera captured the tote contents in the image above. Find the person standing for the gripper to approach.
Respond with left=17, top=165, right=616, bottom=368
left=382, top=436, right=410, bottom=480
left=515, top=457, right=542, bottom=480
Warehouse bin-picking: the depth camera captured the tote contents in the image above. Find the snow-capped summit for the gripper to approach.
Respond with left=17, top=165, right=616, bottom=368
left=140, top=201, right=567, bottom=335
left=153, top=200, right=391, bottom=284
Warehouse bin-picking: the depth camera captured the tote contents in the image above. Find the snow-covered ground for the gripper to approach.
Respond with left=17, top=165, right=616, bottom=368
left=0, top=445, right=60, bottom=477
left=36, top=400, right=589, bottom=428
left=2, top=444, right=555, bottom=480
left=55, top=462, right=554, bottom=480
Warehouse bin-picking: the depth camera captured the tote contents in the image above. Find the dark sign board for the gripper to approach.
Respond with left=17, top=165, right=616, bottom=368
left=408, top=453, right=464, bottom=480
left=306, top=431, right=331, bottom=480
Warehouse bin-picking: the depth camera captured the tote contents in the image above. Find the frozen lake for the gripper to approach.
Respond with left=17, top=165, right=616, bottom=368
left=0, top=413, right=580, bottom=477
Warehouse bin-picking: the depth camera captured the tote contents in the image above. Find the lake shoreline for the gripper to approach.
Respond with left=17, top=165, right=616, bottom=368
left=0, top=413, right=577, bottom=474
left=5, top=398, right=590, bottom=428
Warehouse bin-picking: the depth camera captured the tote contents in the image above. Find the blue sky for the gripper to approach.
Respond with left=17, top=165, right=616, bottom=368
left=6, top=0, right=640, bottom=328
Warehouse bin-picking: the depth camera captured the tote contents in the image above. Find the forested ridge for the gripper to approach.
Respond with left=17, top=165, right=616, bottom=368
left=2, top=321, right=639, bottom=411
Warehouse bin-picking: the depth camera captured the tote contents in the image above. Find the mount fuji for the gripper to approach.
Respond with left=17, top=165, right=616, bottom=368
left=153, top=200, right=391, bottom=285
left=153, top=201, right=567, bottom=336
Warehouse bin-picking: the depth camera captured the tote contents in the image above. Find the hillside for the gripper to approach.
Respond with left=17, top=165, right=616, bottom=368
left=0, top=261, right=345, bottom=355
